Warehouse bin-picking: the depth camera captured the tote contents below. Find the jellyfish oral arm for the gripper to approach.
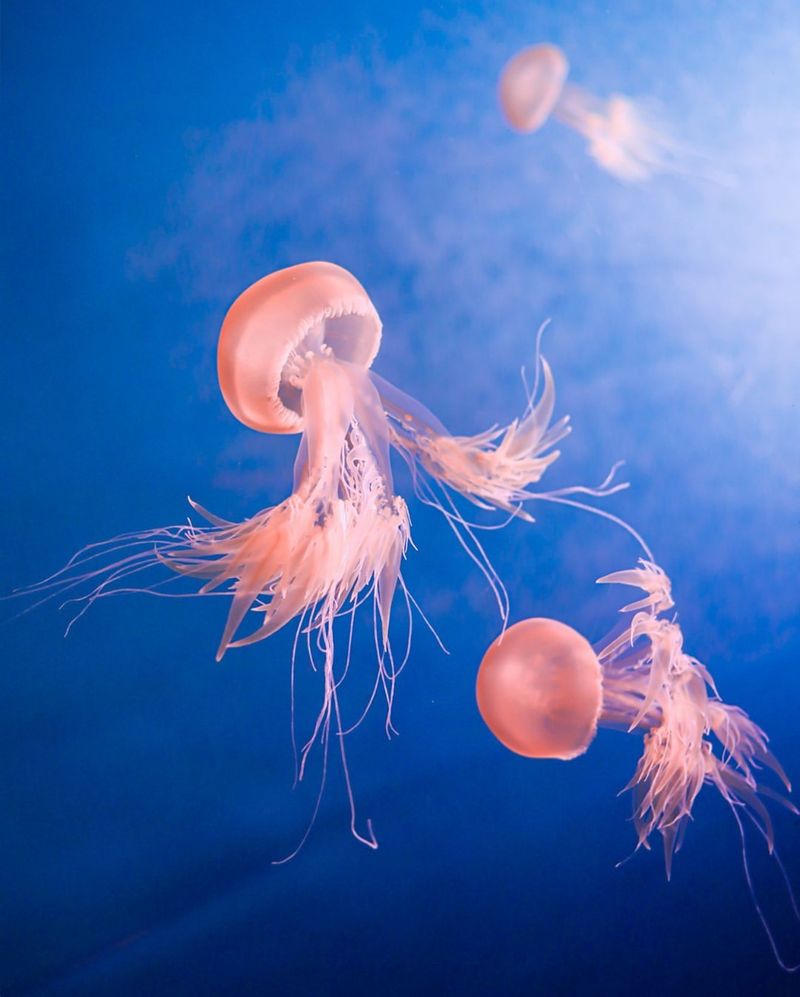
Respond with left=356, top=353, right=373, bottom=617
left=289, top=351, right=355, bottom=498
left=552, top=82, right=604, bottom=135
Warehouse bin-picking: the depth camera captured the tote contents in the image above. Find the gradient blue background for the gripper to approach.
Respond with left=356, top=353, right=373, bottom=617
left=3, top=1, right=800, bottom=993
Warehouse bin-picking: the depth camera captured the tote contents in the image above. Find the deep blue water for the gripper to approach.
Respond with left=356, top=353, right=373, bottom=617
left=3, top=1, right=800, bottom=994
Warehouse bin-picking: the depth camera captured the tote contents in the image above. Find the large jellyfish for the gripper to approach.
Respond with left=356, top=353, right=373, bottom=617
left=19, top=261, right=623, bottom=850
left=476, top=559, right=798, bottom=969
left=498, top=43, right=677, bottom=182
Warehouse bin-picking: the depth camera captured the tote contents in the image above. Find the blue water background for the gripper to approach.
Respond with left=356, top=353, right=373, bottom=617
left=2, top=1, right=800, bottom=993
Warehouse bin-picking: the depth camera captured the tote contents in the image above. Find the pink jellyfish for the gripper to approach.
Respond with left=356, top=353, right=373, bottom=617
left=20, top=261, right=622, bottom=851
left=477, top=560, right=799, bottom=970
left=498, top=43, right=676, bottom=182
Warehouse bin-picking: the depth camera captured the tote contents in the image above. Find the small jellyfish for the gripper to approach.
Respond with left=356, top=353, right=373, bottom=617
left=477, top=560, right=798, bottom=969
left=19, top=261, right=620, bottom=851
left=498, top=43, right=676, bottom=182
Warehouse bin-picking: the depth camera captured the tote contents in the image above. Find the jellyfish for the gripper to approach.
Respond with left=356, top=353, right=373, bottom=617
left=476, top=559, right=799, bottom=969
left=498, top=43, right=677, bottom=182
left=17, top=261, right=624, bottom=852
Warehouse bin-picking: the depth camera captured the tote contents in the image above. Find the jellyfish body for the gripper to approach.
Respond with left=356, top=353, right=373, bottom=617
left=164, top=261, right=589, bottom=663
left=476, top=618, right=601, bottom=760
left=497, top=43, right=568, bottom=134
left=476, top=560, right=798, bottom=966
left=498, top=44, right=675, bottom=182
left=187, top=262, right=407, bottom=663
left=22, top=261, right=619, bottom=851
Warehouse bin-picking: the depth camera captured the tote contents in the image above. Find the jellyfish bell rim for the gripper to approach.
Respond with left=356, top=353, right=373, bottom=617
left=498, top=43, right=570, bottom=134
left=217, top=261, right=383, bottom=435
left=475, top=617, right=602, bottom=761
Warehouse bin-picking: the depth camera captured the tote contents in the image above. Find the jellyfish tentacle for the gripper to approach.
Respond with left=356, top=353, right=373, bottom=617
left=597, top=559, right=674, bottom=614
left=377, top=342, right=621, bottom=521
left=553, top=81, right=671, bottom=182
left=595, top=559, right=798, bottom=966
left=598, top=561, right=795, bottom=861
left=730, top=805, right=800, bottom=973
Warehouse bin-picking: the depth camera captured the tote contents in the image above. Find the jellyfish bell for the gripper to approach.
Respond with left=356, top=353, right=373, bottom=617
left=476, top=618, right=601, bottom=760
left=217, top=261, right=381, bottom=434
left=498, top=44, right=569, bottom=134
